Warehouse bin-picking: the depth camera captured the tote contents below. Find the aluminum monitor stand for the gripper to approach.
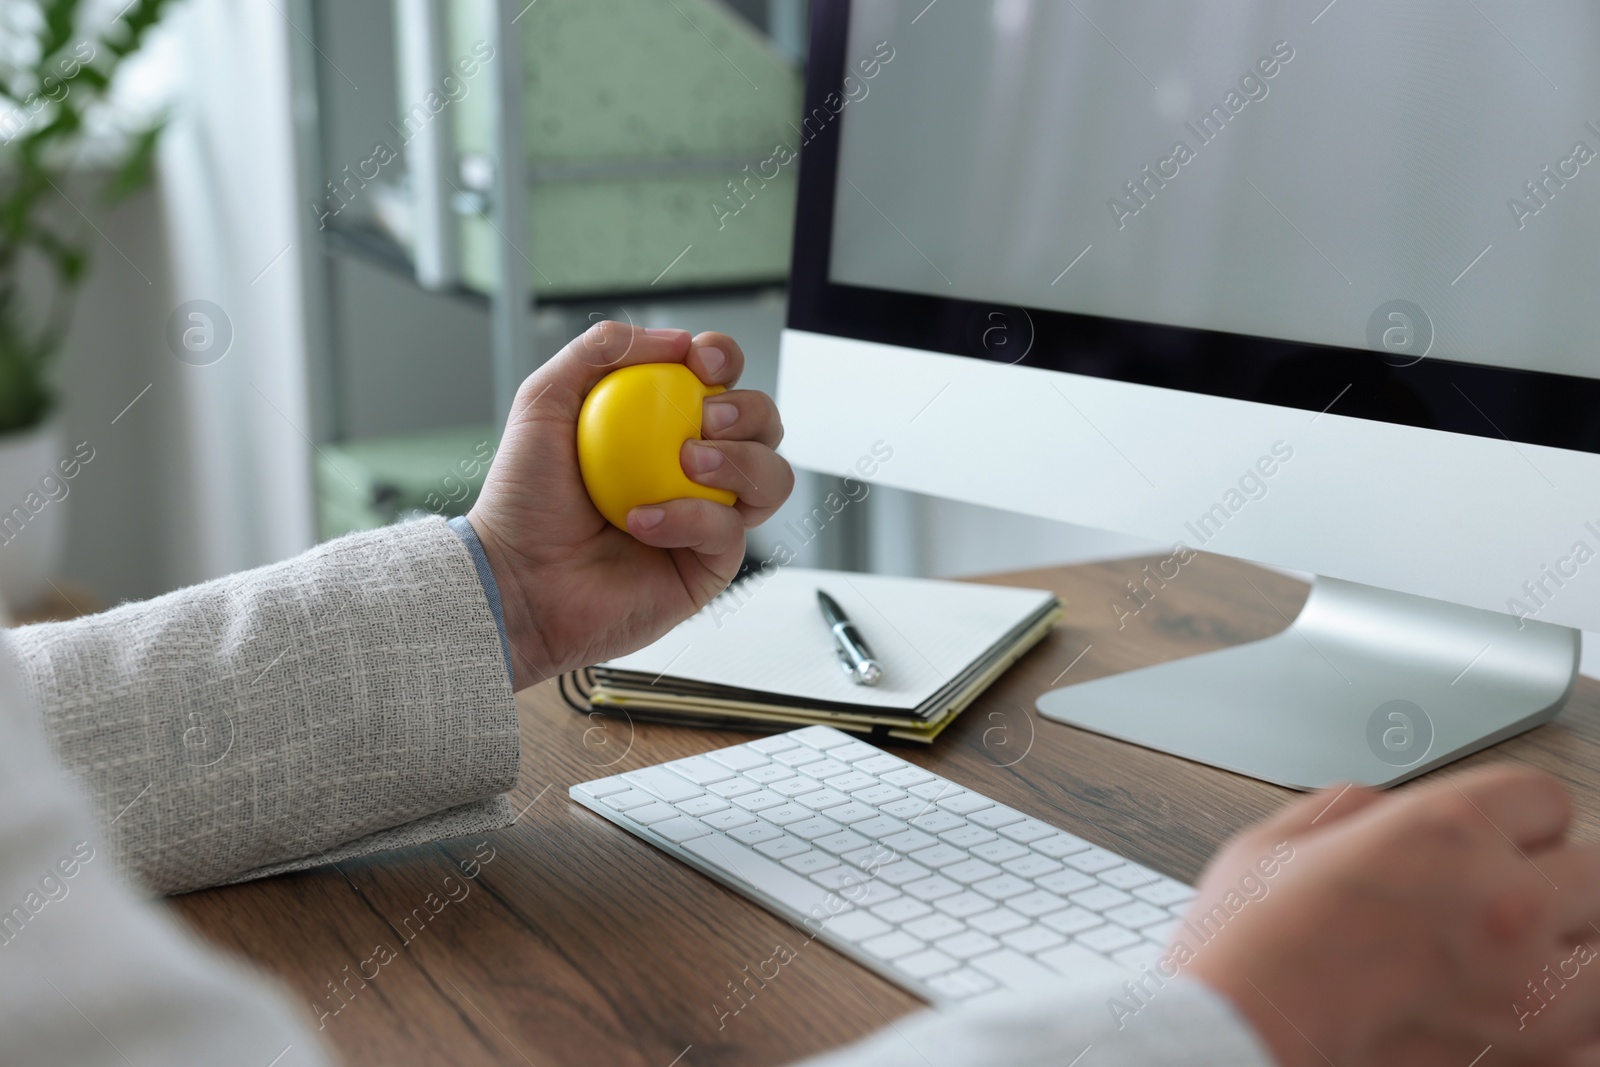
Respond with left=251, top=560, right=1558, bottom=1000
left=1036, top=576, right=1580, bottom=789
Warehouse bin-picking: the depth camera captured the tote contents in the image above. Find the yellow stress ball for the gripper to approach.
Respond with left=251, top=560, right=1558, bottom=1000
left=577, top=362, right=738, bottom=531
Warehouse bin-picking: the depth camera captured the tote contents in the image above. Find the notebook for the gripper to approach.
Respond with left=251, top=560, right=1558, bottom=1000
left=568, top=567, right=1063, bottom=743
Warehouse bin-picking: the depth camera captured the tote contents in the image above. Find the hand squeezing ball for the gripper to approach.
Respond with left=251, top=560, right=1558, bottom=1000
left=577, top=363, right=738, bottom=531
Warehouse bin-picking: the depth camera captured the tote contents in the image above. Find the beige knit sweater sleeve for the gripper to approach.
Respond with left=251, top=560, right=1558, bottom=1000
left=6, top=518, right=520, bottom=895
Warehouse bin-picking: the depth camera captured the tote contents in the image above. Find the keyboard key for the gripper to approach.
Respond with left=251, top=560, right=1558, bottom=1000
left=743, top=764, right=793, bottom=784
left=822, top=802, right=876, bottom=824
left=881, top=830, right=938, bottom=853
left=882, top=797, right=933, bottom=819
left=1105, top=902, right=1173, bottom=929
left=830, top=742, right=882, bottom=763
left=772, top=777, right=824, bottom=797
left=935, top=931, right=1000, bottom=960
left=862, top=931, right=926, bottom=960
left=854, top=754, right=906, bottom=775
left=902, top=876, right=961, bottom=901
left=852, top=785, right=908, bottom=806
left=651, top=816, right=710, bottom=843
left=940, top=825, right=997, bottom=848
left=1001, top=926, right=1066, bottom=954
left=825, top=912, right=891, bottom=941
left=1100, top=864, right=1160, bottom=890
left=787, top=816, right=844, bottom=840
left=903, top=914, right=966, bottom=941
left=967, top=805, right=1026, bottom=829
left=1002, top=854, right=1061, bottom=878
left=797, top=788, right=851, bottom=811
left=876, top=860, right=933, bottom=886
left=872, top=898, right=932, bottom=923
left=710, top=778, right=760, bottom=798
left=755, top=835, right=811, bottom=859
left=1134, top=881, right=1196, bottom=907
left=1032, top=833, right=1094, bottom=858
left=625, top=767, right=705, bottom=803
left=938, top=793, right=995, bottom=816
left=881, top=766, right=935, bottom=788
left=842, top=843, right=897, bottom=869
left=909, top=780, right=960, bottom=801
left=852, top=816, right=909, bottom=839
left=821, top=771, right=878, bottom=793
left=746, top=735, right=800, bottom=754
left=927, top=969, right=997, bottom=1000
left=676, top=795, right=730, bottom=817
left=1063, top=848, right=1126, bottom=874
left=627, top=802, right=681, bottom=825
left=798, top=758, right=852, bottom=780
left=762, top=804, right=814, bottom=826
left=601, top=789, right=657, bottom=812
left=908, top=844, right=967, bottom=868
left=1036, top=943, right=1131, bottom=985
left=998, top=819, right=1058, bottom=844
left=775, top=747, right=825, bottom=767
left=1006, top=890, right=1069, bottom=918
left=783, top=850, right=841, bottom=875
left=933, top=892, right=999, bottom=919
left=1077, top=924, right=1142, bottom=953
left=790, top=725, right=854, bottom=750
left=708, top=746, right=770, bottom=772
left=727, top=821, right=784, bottom=846
left=666, top=756, right=735, bottom=785
left=813, top=867, right=872, bottom=891
left=968, top=908, right=1029, bottom=935
left=1144, top=918, right=1183, bottom=944
left=1035, top=870, right=1096, bottom=895
left=1112, top=942, right=1167, bottom=971
left=942, top=859, right=1002, bottom=884
left=836, top=881, right=902, bottom=907
left=579, top=776, right=630, bottom=797
left=973, top=875, right=1033, bottom=901
left=970, top=948, right=1060, bottom=991
left=682, top=834, right=836, bottom=917
left=970, top=840, right=1027, bottom=863
left=1040, top=907, right=1104, bottom=935
left=898, top=949, right=960, bottom=979
left=732, top=790, right=785, bottom=812
left=813, top=831, right=871, bottom=855
left=909, top=811, right=967, bottom=834
left=701, top=808, right=756, bottom=831
left=1069, top=886, right=1134, bottom=911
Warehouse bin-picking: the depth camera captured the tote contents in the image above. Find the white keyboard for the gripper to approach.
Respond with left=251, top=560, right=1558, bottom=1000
left=571, top=725, right=1195, bottom=1005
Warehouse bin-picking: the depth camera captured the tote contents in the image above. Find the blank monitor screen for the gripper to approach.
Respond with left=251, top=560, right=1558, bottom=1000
left=829, top=0, right=1600, bottom=382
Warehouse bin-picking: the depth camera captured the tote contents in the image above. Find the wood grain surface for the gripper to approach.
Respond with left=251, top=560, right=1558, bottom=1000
left=170, top=552, right=1600, bottom=1066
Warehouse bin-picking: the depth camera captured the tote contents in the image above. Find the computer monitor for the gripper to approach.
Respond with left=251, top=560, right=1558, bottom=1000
left=777, top=0, right=1600, bottom=788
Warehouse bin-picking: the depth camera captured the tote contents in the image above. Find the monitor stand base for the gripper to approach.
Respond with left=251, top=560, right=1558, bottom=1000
left=1035, top=576, right=1581, bottom=789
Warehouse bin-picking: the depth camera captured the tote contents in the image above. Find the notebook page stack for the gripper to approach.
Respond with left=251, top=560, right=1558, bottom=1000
left=581, top=567, right=1063, bottom=742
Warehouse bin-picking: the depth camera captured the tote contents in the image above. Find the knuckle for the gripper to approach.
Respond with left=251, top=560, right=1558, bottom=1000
left=584, top=319, right=621, bottom=350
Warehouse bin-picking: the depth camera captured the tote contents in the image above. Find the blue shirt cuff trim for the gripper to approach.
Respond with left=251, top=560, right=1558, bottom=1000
left=448, top=515, right=513, bottom=685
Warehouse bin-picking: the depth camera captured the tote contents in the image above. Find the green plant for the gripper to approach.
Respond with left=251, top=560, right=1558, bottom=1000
left=0, top=0, right=173, bottom=434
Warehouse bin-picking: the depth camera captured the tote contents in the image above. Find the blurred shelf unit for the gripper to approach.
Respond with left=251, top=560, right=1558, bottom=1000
left=315, top=425, right=499, bottom=539
left=379, top=0, right=804, bottom=302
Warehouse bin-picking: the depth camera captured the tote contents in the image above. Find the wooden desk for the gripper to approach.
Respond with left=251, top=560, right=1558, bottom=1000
left=170, top=553, right=1600, bottom=1066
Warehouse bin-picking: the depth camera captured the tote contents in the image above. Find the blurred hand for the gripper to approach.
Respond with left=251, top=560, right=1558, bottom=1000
left=468, top=322, right=794, bottom=689
left=1184, top=766, right=1600, bottom=1067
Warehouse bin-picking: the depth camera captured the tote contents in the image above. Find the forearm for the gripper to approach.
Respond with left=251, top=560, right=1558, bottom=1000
left=793, top=977, right=1276, bottom=1067
left=8, top=518, right=519, bottom=895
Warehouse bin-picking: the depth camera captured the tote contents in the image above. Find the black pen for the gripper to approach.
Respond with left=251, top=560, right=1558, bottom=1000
left=817, top=590, right=883, bottom=686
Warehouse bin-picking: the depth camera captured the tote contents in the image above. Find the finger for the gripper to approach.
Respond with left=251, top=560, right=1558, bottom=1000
left=1540, top=844, right=1600, bottom=931
left=1434, top=765, right=1572, bottom=852
left=681, top=440, right=795, bottom=513
left=626, top=497, right=746, bottom=571
left=519, top=321, right=693, bottom=413
left=703, top=389, right=783, bottom=449
left=688, top=331, right=746, bottom=389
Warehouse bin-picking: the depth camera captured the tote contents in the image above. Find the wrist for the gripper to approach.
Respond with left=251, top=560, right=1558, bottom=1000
left=464, top=509, right=547, bottom=691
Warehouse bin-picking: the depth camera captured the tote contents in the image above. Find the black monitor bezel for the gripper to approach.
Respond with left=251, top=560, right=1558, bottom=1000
left=787, top=0, right=1600, bottom=456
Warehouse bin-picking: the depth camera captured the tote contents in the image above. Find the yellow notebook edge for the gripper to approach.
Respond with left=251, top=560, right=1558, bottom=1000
left=586, top=600, right=1066, bottom=744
